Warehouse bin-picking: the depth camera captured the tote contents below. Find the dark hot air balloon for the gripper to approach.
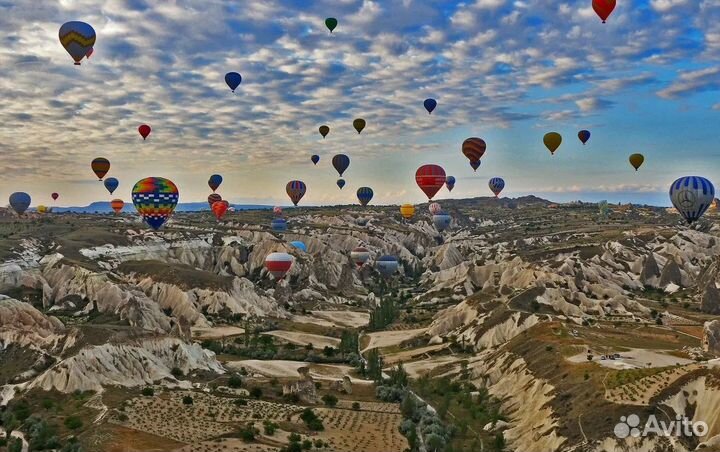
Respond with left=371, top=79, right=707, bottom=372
left=208, top=193, right=222, bottom=208
left=208, top=174, right=223, bottom=192
left=445, top=176, right=456, bottom=192
left=353, top=118, right=366, bottom=134
left=488, top=177, right=505, bottom=197
left=9, top=192, right=31, bottom=215
left=337, top=179, right=346, bottom=189
left=91, top=157, right=110, bottom=180
left=104, top=177, right=119, bottom=194
left=578, top=130, right=591, bottom=145
left=543, top=132, right=562, bottom=155
left=311, top=155, right=320, bottom=165
left=592, top=0, right=616, bottom=23
left=138, top=124, right=151, bottom=140
left=51, top=193, right=59, bottom=201
left=319, top=125, right=330, bottom=138
left=332, top=154, right=350, bottom=176
left=286, top=181, right=307, bottom=206
left=325, top=18, right=338, bottom=33
left=225, top=72, right=242, bottom=92
left=357, top=187, right=373, bottom=206
left=629, top=154, right=644, bottom=171
left=424, top=98, right=437, bottom=114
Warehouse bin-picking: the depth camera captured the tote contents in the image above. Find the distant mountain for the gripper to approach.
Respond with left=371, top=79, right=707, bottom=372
left=50, top=202, right=273, bottom=214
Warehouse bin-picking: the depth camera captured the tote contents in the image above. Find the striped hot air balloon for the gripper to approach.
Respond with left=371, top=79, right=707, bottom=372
left=415, top=165, right=446, bottom=200
left=376, top=255, right=399, bottom=277
left=357, top=187, right=374, bottom=206
left=351, top=247, right=370, bottom=267
left=91, top=157, right=110, bottom=180
left=332, top=154, right=350, bottom=177
left=669, top=176, right=715, bottom=225
left=59, top=21, right=96, bottom=65
left=131, top=177, right=179, bottom=230
left=429, top=202, right=442, bottom=215
left=208, top=193, right=222, bottom=208
left=488, top=177, right=505, bottom=197
left=462, top=138, right=486, bottom=166
left=286, top=181, right=306, bottom=206
left=265, top=252, right=293, bottom=280
left=273, top=206, right=283, bottom=216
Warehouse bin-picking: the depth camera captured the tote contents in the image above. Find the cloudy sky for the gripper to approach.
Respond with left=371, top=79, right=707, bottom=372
left=1, top=0, right=718, bottom=207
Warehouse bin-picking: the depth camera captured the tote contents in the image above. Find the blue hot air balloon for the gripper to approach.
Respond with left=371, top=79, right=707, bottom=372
left=208, top=174, right=223, bottom=192
left=376, top=255, right=399, bottom=277
left=225, top=72, right=242, bottom=92
left=290, top=241, right=307, bottom=252
left=9, top=192, right=31, bottom=215
left=357, top=187, right=373, bottom=206
left=445, top=176, right=456, bottom=192
left=578, top=130, right=591, bottom=145
left=271, top=218, right=288, bottom=232
left=332, top=154, right=350, bottom=177
left=104, top=177, right=119, bottom=194
left=433, top=212, right=451, bottom=232
left=311, top=155, right=320, bottom=165
left=488, top=177, right=505, bottom=197
left=337, top=179, right=346, bottom=190
left=669, top=176, right=715, bottom=225
left=424, top=98, right=437, bottom=114
left=59, top=21, right=96, bottom=65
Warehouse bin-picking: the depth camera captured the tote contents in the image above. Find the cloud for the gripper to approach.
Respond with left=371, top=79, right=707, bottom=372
left=575, top=97, right=614, bottom=112
left=657, top=67, right=720, bottom=98
left=537, top=184, right=664, bottom=194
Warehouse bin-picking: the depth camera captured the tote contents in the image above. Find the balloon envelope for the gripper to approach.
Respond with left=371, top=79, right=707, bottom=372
left=592, top=0, right=616, bottom=23
left=9, top=192, right=31, bottom=215
left=669, top=176, right=715, bottom=224
left=445, top=176, right=456, bottom=192
left=544, top=132, right=562, bottom=155
left=212, top=200, right=229, bottom=220
left=319, top=125, right=330, bottom=138
left=332, top=154, right=350, bottom=176
left=357, top=187, right=373, bottom=206
left=286, top=181, right=307, bottom=206
left=225, top=72, right=242, bottom=92
left=208, top=193, right=222, bottom=208
left=138, top=124, right=151, bottom=140
left=325, top=18, right=338, bottom=32
left=273, top=206, right=283, bottom=216
left=489, top=177, right=505, bottom=197
left=271, top=218, right=288, bottom=232
left=59, top=21, right=96, bottom=65
left=462, top=138, right=486, bottom=163
left=433, top=212, right=451, bottom=232
left=265, top=252, right=293, bottom=279
left=311, top=155, right=320, bottom=165
left=290, top=241, right=307, bottom=252
left=376, top=255, right=399, bottom=277
left=429, top=202, right=442, bottom=215
left=208, top=174, right=223, bottom=192
left=131, top=177, right=179, bottom=230
left=578, top=130, right=591, bottom=145
left=104, top=177, right=119, bottom=194
left=400, top=204, right=415, bottom=219
left=415, top=164, right=446, bottom=200
left=337, top=179, right=346, bottom=189
left=110, top=199, right=124, bottom=214
left=629, top=153, right=644, bottom=171
left=353, top=118, right=366, bottom=134
left=470, top=160, right=481, bottom=172
left=51, top=193, right=59, bottom=201
left=91, top=157, right=110, bottom=180
left=351, top=247, right=370, bottom=267
left=424, top=98, right=437, bottom=114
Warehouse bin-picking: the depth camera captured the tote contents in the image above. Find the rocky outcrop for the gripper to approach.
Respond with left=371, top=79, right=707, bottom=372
left=640, top=253, right=661, bottom=287
left=703, top=320, right=720, bottom=355
left=0, top=297, right=72, bottom=351
left=659, top=259, right=682, bottom=288
left=702, top=283, right=720, bottom=314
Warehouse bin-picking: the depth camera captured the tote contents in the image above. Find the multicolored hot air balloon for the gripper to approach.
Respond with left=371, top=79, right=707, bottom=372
left=544, top=132, right=562, bottom=155
left=332, top=154, right=350, bottom=176
left=271, top=218, right=288, bottom=232
left=325, top=18, right=338, bottom=33
left=470, top=160, right=481, bottom=172
left=9, top=192, right=30, bottom=215
left=629, top=154, right=644, bottom=171
left=446, top=176, right=456, bottom=192
left=429, top=202, right=442, bottom=215
left=131, top=177, right=179, bottom=230
left=376, top=255, right=399, bottom=277
left=138, top=124, right=151, bottom=140
left=208, top=174, right=223, bottom=192
left=319, top=125, right=330, bottom=138
left=286, top=181, right=306, bottom=206
left=273, top=206, right=283, bottom=216
left=225, top=72, right=242, bottom=92
left=424, top=98, right=437, bottom=114
left=337, top=179, right=346, bottom=189
left=592, top=0, right=616, bottom=23
left=669, top=176, right=715, bottom=225
left=208, top=193, right=222, bottom=208
left=111, top=199, right=124, bottom=215
left=416, top=164, right=446, bottom=200
left=351, top=247, right=370, bottom=267
left=59, top=21, right=96, bottom=65
left=311, top=155, right=320, bottom=165
left=265, top=252, right=293, bottom=280
left=400, top=204, right=415, bottom=220
left=357, top=187, right=373, bottom=206
left=578, top=130, right=591, bottom=145
left=488, top=177, right=505, bottom=198
left=51, top=193, right=59, bottom=201
left=91, top=157, right=110, bottom=181
left=462, top=138, right=486, bottom=169
left=433, top=212, right=451, bottom=232
left=212, top=200, right=229, bottom=220
left=104, top=177, right=119, bottom=194
left=353, top=118, right=366, bottom=134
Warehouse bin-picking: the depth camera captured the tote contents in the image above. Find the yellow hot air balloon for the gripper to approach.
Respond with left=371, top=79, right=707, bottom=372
left=400, top=204, right=415, bottom=220
left=629, top=153, right=644, bottom=171
left=543, top=132, right=562, bottom=155
left=37, top=205, right=47, bottom=214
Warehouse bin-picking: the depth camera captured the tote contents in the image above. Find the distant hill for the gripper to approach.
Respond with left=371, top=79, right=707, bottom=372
left=50, top=202, right=273, bottom=214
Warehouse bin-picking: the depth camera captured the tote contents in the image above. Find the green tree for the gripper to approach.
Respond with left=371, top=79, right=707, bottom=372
left=64, top=416, right=83, bottom=430
left=366, top=348, right=384, bottom=382
left=321, top=394, right=338, bottom=407
left=182, top=395, right=193, bottom=405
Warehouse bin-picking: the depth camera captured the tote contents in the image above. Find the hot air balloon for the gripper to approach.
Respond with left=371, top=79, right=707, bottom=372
left=429, top=202, right=442, bottom=215
left=208, top=193, right=222, bottom=208
left=629, top=154, right=644, bottom=171
left=212, top=200, right=229, bottom=220
left=376, top=255, right=399, bottom=277
left=265, top=252, right=293, bottom=280
left=470, top=160, right=481, bottom=172
left=433, top=212, right=451, bottom=232
left=104, top=177, right=119, bottom=194
left=111, top=199, right=124, bottom=215
left=59, top=21, right=96, bottom=65
left=286, top=181, right=306, bottom=206
left=357, top=187, right=373, bottom=206
left=138, top=124, right=151, bottom=140
left=9, top=192, right=31, bottom=215
left=273, top=206, right=283, bottom=216
left=669, top=176, right=715, bottom=225
left=225, top=72, right=242, bottom=92
left=351, top=247, right=370, bottom=267
left=415, top=164, right=446, bottom=200
left=356, top=217, right=369, bottom=227
left=462, top=138, right=486, bottom=167
left=424, top=98, right=437, bottom=114
left=271, top=218, right=288, bottom=232
left=337, top=179, right=346, bottom=190
left=446, top=176, right=456, bottom=192
left=37, top=205, right=48, bottom=214
left=311, top=155, right=320, bottom=165
left=131, top=177, right=179, bottom=230
left=332, top=154, right=350, bottom=176
left=488, top=177, right=505, bottom=197
left=51, top=193, right=59, bottom=201
left=319, top=125, right=330, bottom=138
left=91, top=157, right=110, bottom=180
left=592, top=0, right=616, bottom=23
left=543, top=132, right=562, bottom=155
left=353, top=118, right=366, bottom=134
left=578, top=130, right=591, bottom=145
left=86, top=47, right=93, bottom=59
left=325, top=18, right=338, bottom=33
left=400, top=204, right=415, bottom=220
left=290, top=241, right=307, bottom=252
left=208, top=174, right=223, bottom=192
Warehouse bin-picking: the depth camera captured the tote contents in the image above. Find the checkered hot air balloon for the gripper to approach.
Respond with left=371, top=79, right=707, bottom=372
left=131, top=177, right=179, bottom=230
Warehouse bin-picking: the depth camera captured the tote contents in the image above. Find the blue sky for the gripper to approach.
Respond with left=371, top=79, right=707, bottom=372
left=0, top=0, right=718, bottom=207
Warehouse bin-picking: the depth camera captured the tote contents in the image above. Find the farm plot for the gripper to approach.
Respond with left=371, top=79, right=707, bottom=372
left=311, top=407, right=407, bottom=452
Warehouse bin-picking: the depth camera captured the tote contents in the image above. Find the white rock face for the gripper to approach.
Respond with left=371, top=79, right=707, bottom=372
left=0, top=296, right=69, bottom=351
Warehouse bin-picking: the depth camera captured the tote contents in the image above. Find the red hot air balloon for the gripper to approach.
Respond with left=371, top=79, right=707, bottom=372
left=51, top=193, right=59, bottom=201
left=265, top=252, right=293, bottom=280
left=415, top=165, right=447, bottom=200
left=592, top=0, right=616, bottom=23
left=273, top=206, right=283, bottom=216
left=212, top=200, right=229, bottom=220
left=208, top=193, right=222, bottom=208
left=138, top=124, right=151, bottom=140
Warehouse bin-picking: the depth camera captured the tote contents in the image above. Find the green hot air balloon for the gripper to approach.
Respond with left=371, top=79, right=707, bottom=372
left=325, top=18, right=338, bottom=33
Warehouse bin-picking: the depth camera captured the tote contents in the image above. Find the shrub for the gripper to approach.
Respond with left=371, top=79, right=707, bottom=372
left=321, top=394, right=338, bottom=407
left=171, top=367, right=184, bottom=378
left=228, top=374, right=243, bottom=389
left=142, top=387, right=154, bottom=396
left=64, top=416, right=83, bottom=430
left=182, top=395, right=194, bottom=405
left=250, top=387, right=263, bottom=399
left=299, top=408, right=324, bottom=431
left=352, top=402, right=361, bottom=411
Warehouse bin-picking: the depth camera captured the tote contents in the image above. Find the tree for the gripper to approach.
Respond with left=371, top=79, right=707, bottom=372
left=388, top=362, right=409, bottom=387
left=182, top=395, right=194, bottom=405
left=250, top=387, right=263, bottom=399
left=228, top=374, right=243, bottom=389
left=493, top=432, right=506, bottom=451
left=299, top=409, right=324, bottom=431
left=425, top=433, right=445, bottom=452
left=64, top=416, right=83, bottom=430
left=171, top=367, right=184, bottom=378
left=142, top=387, right=154, bottom=396
left=366, top=348, right=384, bottom=382
left=352, top=402, right=361, bottom=411
left=321, top=394, right=338, bottom=407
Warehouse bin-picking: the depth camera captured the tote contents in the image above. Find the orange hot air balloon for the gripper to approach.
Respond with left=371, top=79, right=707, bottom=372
left=400, top=204, right=415, bottom=220
left=592, top=0, right=616, bottom=23
left=212, top=200, right=229, bottom=220
left=110, top=199, right=124, bottom=215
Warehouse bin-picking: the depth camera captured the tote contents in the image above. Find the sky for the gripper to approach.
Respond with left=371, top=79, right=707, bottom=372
left=0, top=0, right=718, bottom=207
